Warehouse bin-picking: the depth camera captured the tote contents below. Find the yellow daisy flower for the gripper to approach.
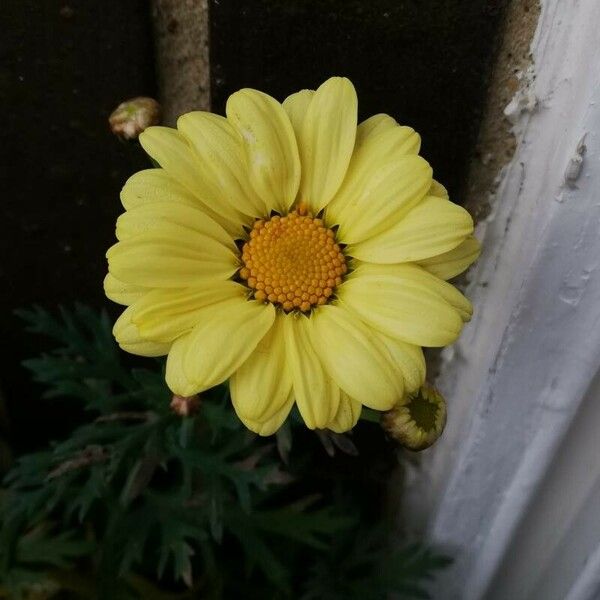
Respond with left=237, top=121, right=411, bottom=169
left=104, top=76, right=479, bottom=436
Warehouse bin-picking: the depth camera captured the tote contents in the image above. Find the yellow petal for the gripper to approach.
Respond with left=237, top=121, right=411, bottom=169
left=309, top=305, right=401, bottom=410
left=107, top=231, right=238, bottom=288
left=349, top=195, right=473, bottom=264
left=116, top=202, right=236, bottom=251
left=166, top=298, right=275, bottom=395
left=332, top=155, right=432, bottom=243
left=282, top=89, right=314, bottom=139
left=338, top=264, right=465, bottom=347
left=429, top=179, right=449, bottom=200
left=121, top=169, right=196, bottom=210
left=355, top=114, right=399, bottom=147
left=177, top=112, right=266, bottom=217
left=103, top=273, right=148, bottom=306
left=408, top=266, right=473, bottom=322
left=120, top=169, right=245, bottom=239
left=130, top=281, right=245, bottom=343
left=139, top=127, right=248, bottom=228
left=355, top=119, right=420, bottom=159
left=113, top=306, right=171, bottom=357
left=353, top=262, right=472, bottom=322
left=375, top=333, right=425, bottom=394
left=231, top=314, right=293, bottom=425
left=226, top=89, right=300, bottom=214
left=283, top=313, right=339, bottom=429
left=326, top=123, right=423, bottom=228
left=350, top=261, right=473, bottom=322
left=297, top=77, right=358, bottom=212
left=326, top=392, right=361, bottom=433
left=163, top=334, right=199, bottom=397
left=238, top=392, right=295, bottom=436
left=418, top=235, right=481, bottom=280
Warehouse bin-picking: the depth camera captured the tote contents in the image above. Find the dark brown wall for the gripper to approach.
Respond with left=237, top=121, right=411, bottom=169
left=1, top=1, right=156, bottom=450
left=210, top=0, right=506, bottom=200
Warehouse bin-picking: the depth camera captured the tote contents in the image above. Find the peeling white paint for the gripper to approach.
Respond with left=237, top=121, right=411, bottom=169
left=564, top=134, right=587, bottom=189
left=503, top=64, right=538, bottom=128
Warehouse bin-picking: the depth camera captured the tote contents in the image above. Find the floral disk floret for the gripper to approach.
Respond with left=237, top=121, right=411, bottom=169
left=104, top=76, right=480, bottom=436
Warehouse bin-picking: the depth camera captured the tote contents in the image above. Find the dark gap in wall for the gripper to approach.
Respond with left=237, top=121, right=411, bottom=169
left=1, top=1, right=157, bottom=452
left=210, top=0, right=507, bottom=203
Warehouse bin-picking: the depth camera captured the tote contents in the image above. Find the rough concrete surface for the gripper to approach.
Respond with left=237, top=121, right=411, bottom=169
left=464, top=0, right=541, bottom=221
left=151, top=0, right=211, bottom=124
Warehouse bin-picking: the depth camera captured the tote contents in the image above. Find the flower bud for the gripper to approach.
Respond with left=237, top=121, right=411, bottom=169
left=381, top=383, right=447, bottom=451
left=170, top=394, right=200, bottom=417
left=109, top=96, right=161, bottom=140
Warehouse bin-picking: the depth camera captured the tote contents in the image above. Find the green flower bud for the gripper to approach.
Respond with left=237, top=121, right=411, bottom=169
left=170, top=394, right=200, bottom=417
left=381, top=383, right=447, bottom=451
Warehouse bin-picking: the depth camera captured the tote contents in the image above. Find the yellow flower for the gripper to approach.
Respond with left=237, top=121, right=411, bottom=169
left=104, top=77, right=479, bottom=436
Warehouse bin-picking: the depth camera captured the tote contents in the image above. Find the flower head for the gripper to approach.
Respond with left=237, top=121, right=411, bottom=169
left=105, top=77, right=479, bottom=436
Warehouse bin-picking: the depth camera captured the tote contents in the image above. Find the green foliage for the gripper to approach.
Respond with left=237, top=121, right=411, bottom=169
left=1, top=306, right=450, bottom=599
left=303, top=528, right=452, bottom=600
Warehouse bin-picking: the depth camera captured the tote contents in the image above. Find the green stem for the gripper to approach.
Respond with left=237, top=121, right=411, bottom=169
left=360, top=408, right=382, bottom=424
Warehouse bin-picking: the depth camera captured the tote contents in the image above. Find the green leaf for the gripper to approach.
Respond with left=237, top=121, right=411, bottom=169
left=15, top=526, right=94, bottom=569
left=2, top=305, right=452, bottom=598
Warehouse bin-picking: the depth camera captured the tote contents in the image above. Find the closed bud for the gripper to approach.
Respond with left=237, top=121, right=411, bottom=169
left=170, top=394, right=200, bottom=417
left=109, top=96, right=161, bottom=140
left=381, top=383, right=447, bottom=451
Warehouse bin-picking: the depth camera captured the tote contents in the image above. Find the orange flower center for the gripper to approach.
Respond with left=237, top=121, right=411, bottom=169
left=239, top=205, right=347, bottom=312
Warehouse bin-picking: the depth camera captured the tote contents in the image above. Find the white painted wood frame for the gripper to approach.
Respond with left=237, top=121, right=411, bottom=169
left=403, top=1, right=600, bottom=598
